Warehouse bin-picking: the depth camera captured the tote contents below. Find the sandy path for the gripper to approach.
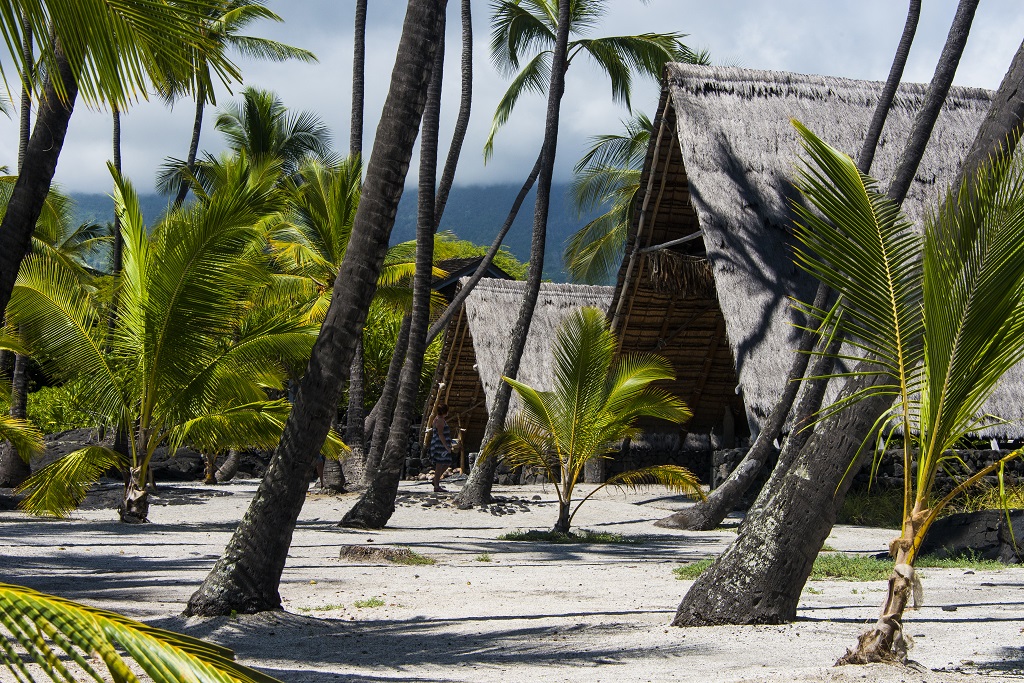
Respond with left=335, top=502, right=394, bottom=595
left=1, top=480, right=1022, bottom=682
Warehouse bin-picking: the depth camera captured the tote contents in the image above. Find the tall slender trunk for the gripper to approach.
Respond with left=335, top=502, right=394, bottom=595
left=184, top=0, right=444, bottom=616
left=360, top=312, right=412, bottom=486
left=0, top=46, right=77, bottom=321
left=433, top=0, right=472, bottom=225
left=660, top=0, right=922, bottom=532
left=674, top=0, right=979, bottom=629
left=350, top=0, right=367, bottom=158
left=426, top=153, right=541, bottom=344
left=173, top=87, right=205, bottom=208
left=111, top=107, right=123, bottom=274
left=342, top=13, right=446, bottom=529
left=454, top=0, right=572, bottom=509
left=0, top=20, right=35, bottom=489
left=343, top=0, right=368, bottom=474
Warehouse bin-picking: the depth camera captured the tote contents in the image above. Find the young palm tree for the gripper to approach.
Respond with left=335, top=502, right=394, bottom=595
left=483, top=0, right=708, bottom=161
left=789, top=123, right=1024, bottom=663
left=488, top=307, right=701, bottom=532
left=8, top=167, right=341, bottom=522
left=564, top=112, right=651, bottom=283
left=0, top=582, right=281, bottom=683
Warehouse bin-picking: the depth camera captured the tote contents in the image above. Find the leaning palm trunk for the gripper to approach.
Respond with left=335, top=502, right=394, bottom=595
left=184, top=0, right=445, bottom=616
left=675, top=0, right=980, bottom=627
left=215, top=449, right=241, bottom=483
left=342, top=9, right=446, bottom=529
left=454, top=0, right=572, bottom=509
left=659, top=0, right=921, bottom=532
left=360, top=313, right=412, bottom=486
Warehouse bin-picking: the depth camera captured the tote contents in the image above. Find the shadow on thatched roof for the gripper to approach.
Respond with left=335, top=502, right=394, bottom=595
left=610, top=64, right=1024, bottom=438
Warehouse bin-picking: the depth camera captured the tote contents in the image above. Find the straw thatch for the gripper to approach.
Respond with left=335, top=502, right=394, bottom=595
left=424, top=278, right=613, bottom=454
left=611, top=64, right=1024, bottom=440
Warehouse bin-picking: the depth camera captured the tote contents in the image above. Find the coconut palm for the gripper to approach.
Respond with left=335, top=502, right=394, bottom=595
left=789, top=123, right=1024, bottom=663
left=159, top=86, right=334, bottom=195
left=159, top=0, right=317, bottom=207
left=8, top=165, right=341, bottom=522
left=185, top=0, right=446, bottom=616
left=564, top=112, right=651, bottom=283
left=0, top=0, right=242, bottom=319
left=0, top=582, right=282, bottom=682
left=487, top=306, right=701, bottom=532
left=483, top=0, right=708, bottom=161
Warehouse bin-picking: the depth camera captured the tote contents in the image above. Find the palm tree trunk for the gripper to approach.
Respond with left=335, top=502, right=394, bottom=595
left=350, top=0, right=367, bottom=158
left=674, top=0, right=979, bottom=629
left=360, top=312, right=412, bottom=486
left=0, top=354, right=31, bottom=487
left=111, top=107, right=123, bottom=273
left=433, top=0, right=472, bottom=225
left=173, top=88, right=205, bottom=208
left=341, top=7, right=446, bottom=529
left=552, top=501, right=571, bottom=534
left=0, top=20, right=35, bottom=489
left=342, top=339, right=365, bottom=484
left=661, top=0, right=923, bottom=534
left=203, top=453, right=217, bottom=485
left=426, top=153, right=542, bottom=344
left=184, top=0, right=444, bottom=616
left=215, top=449, right=240, bottom=483
left=0, top=46, right=77, bottom=320
left=453, top=0, right=572, bottom=509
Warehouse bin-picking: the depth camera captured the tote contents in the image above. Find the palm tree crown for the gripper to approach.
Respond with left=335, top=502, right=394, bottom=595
left=484, top=0, right=708, bottom=161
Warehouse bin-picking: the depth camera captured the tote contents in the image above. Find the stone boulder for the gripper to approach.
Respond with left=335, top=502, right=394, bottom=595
left=919, top=509, right=1024, bottom=564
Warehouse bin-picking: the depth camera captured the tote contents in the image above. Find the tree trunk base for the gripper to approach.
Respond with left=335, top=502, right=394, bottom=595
left=119, top=483, right=150, bottom=524
left=836, top=625, right=908, bottom=665
left=184, top=581, right=283, bottom=617
left=215, top=449, right=240, bottom=483
left=0, top=442, right=31, bottom=488
left=654, top=505, right=720, bottom=531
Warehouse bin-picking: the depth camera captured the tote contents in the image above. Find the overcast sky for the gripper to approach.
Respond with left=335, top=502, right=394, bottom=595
left=1, top=0, right=1021, bottom=194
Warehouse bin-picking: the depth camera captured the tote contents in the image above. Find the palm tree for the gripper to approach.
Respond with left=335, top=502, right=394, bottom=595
left=483, top=0, right=709, bottom=161
left=159, top=86, right=334, bottom=194
left=786, top=124, right=1024, bottom=663
left=185, top=0, right=447, bottom=616
left=457, top=0, right=703, bottom=508
left=341, top=10, right=447, bottom=528
left=564, top=112, right=651, bottom=284
left=162, top=0, right=317, bottom=207
left=674, top=0, right=982, bottom=628
left=487, top=307, right=701, bottom=532
left=9, top=166, right=340, bottom=522
left=0, top=0, right=242, bottom=319
left=0, top=582, right=281, bottom=682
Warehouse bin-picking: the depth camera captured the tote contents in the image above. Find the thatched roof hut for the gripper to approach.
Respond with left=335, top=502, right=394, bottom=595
left=424, top=278, right=613, bottom=456
left=611, top=64, right=1023, bottom=442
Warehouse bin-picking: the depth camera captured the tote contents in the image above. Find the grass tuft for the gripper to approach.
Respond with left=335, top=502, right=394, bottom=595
left=354, top=597, right=385, bottom=608
left=675, top=552, right=1009, bottom=582
left=475, top=553, right=492, bottom=562
left=498, top=529, right=638, bottom=544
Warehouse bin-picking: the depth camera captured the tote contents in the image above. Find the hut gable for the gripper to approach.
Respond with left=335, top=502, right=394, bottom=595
left=612, top=64, right=998, bottom=436
left=426, top=279, right=613, bottom=454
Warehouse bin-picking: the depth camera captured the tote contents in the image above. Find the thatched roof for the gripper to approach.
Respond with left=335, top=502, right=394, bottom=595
left=610, top=64, right=1024, bottom=439
left=425, top=278, right=613, bottom=453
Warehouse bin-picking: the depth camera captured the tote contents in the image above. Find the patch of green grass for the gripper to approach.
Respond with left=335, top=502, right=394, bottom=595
left=475, top=553, right=492, bottom=562
left=672, top=559, right=714, bottom=580
left=806, top=586, right=822, bottom=595
left=820, top=543, right=837, bottom=552
left=390, top=550, right=436, bottom=566
left=674, top=552, right=1010, bottom=582
left=498, top=529, right=639, bottom=544
left=353, top=597, right=385, bottom=608
left=298, top=604, right=347, bottom=613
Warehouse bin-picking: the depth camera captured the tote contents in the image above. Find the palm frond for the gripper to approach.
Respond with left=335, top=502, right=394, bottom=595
left=0, top=415, right=44, bottom=464
left=0, top=582, right=282, bottom=683
left=17, top=447, right=127, bottom=518
left=484, top=50, right=551, bottom=162
left=489, top=0, right=555, bottom=75
left=605, top=464, right=705, bottom=497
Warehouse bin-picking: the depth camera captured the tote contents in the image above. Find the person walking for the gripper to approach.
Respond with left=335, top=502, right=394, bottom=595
left=429, top=403, right=454, bottom=492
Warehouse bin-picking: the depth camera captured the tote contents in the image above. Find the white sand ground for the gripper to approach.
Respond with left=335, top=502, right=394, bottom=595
left=1, top=479, right=1022, bottom=682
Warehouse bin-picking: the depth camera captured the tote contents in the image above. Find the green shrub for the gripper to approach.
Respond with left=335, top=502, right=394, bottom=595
left=25, top=384, right=95, bottom=434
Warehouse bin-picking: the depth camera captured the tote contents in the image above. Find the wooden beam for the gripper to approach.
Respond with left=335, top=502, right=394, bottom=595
left=688, top=318, right=725, bottom=415
left=639, top=231, right=704, bottom=254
